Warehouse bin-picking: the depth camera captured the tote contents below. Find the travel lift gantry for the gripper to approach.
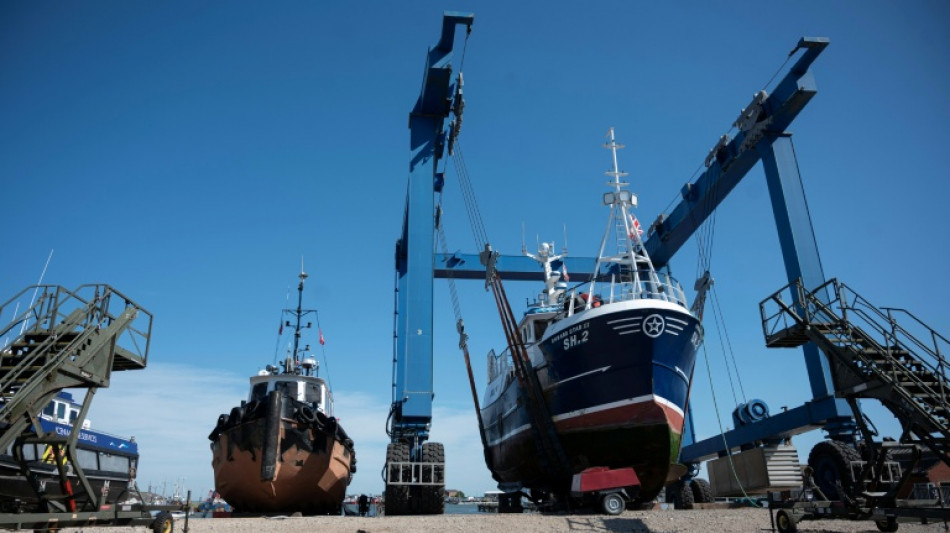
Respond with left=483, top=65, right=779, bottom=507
left=393, top=14, right=950, bottom=526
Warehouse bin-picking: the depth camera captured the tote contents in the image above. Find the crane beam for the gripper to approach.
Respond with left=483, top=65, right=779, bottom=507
left=644, top=38, right=829, bottom=269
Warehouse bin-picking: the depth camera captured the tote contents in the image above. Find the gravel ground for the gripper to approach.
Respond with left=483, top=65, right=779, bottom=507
left=46, top=508, right=949, bottom=533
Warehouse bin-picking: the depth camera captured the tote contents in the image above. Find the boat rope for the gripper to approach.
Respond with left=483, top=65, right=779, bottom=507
left=688, top=175, right=748, bottom=405
left=314, top=310, right=333, bottom=393
left=436, top=141, right=494, bottom=470
left=451, top=142, right=489, bottom=250
left=711, top=285, right=746, bottom=403
left=272, top=283, right=292, bottom=366
left=700, top=341, right=761, bottom=507
left=450, top=139, right=572, bottom=481
left=458, top=24, right=471, bottom=75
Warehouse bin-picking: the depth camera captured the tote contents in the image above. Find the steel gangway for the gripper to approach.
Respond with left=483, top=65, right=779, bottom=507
left=0, top=284, right=152, bottom=511
left=760, top=278, right=950, bottom=467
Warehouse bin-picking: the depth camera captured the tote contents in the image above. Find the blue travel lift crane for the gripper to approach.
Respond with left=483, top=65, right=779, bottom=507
left=437, top=36, right=858, bottom=483
left=385, top=12, right=473, bottom=516
left=396, top=15, right=950, bottom=525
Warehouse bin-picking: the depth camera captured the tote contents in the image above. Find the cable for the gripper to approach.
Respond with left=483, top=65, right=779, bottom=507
left=315, top=310, right=332, bottom=392
left=701, top=341, right=761, bottom=506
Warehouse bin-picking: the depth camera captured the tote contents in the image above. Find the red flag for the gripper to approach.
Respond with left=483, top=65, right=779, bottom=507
left=628, top=214, right=643, bottom=240
left=319, top=329, right=325, bottom=345
left=561, top=264, right=570, bottom=282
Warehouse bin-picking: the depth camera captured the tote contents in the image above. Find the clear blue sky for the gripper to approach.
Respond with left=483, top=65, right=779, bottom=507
left=2, top=2, right=948, bottom=499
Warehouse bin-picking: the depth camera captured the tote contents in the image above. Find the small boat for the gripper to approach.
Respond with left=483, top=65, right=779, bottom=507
left=208, top=270, right=356, bottom=515
left=480, top=128, right=704, bottom=503
left=0, top=391, right=139, bottom=512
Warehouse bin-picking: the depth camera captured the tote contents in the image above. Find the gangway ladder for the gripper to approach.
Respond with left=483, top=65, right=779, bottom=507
left=0, top=284, right=152, bottom=512
left=760, top=278, right=950, bottom=467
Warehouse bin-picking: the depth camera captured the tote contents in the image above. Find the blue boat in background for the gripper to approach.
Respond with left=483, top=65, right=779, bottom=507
left=0, top=391, right=139, bottom=512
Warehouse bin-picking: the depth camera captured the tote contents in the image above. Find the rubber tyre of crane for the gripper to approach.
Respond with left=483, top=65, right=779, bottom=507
left=775, top=509, right=798, bottom=533
left=666, top=480, right=694, bottom=510
left=690, top=477, right=713, bottom=504
left=875, top=516, right=899, bottom=532
left=808, top=440, right=861, bottom=501
left=420, top=442, right=446, bottom=514
left=150, top=511, right=174, bottom=533
left=385, top=443, right=410, bottom=516
left=600, top=492, right=626, bottom=516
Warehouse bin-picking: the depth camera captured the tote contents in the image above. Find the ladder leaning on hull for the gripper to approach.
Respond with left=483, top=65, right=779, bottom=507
left=0, top=284, right=152, bottom=512
left=760, top=278, right=950, bottom=475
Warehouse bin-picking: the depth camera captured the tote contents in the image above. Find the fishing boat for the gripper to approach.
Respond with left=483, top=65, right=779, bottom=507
left=480, top=129, right=704, bottom=503
left=0, top=391, right=139, bottom=512
left=208, top=270, right=356, bottom=515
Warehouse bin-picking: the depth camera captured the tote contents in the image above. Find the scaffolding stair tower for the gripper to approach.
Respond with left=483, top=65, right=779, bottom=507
left=761, top=278, right=950, bottom=466
left=0, top=284, right=152, bottom=512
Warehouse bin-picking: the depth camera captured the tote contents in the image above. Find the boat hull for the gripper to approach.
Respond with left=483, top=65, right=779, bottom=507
left=482, top=302, right=701, bottom=501
left=210, top=393, right=355, bottom=515
left=0, top=461, right=134, bottom=512
left=0, top=418, right=138, bottom=512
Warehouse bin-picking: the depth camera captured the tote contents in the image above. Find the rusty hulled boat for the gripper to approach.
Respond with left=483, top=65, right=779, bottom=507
left=480, top=129, right=703, bottom=503
left=209, top=270, right=355, bottom=515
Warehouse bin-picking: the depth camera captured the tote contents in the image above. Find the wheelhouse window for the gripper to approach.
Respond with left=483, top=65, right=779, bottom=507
left=20, top=444, right=36, bottom=461
left=42, top=403, right=55, bottom=417
left=99, top=452, right=129, bottom=473
left=304, top=383, right=323, bottom=407
left=77, top=448, right=98, bottom=470
left=56, top=402, right=66, bottom=420
left=275, top=381, right=297, bottom=399
left=533, top=320, right=549, bottom=340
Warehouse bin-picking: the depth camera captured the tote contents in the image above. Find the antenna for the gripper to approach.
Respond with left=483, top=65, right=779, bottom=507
left=521, top=221, right=526, bottom=254
left=18, top=249, right=54, bottom=335
left=562, top=224, right=569, bottom=254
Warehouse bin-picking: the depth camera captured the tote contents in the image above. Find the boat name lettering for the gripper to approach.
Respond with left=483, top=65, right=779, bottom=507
left=563, top=329, right=590, bottom=351
left=54, top=426, right=98, bottom=444
left=551, top=323, right=590, bottom=343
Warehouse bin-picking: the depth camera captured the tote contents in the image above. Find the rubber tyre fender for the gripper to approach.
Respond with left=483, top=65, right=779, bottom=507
left=228, top=406, right=244, bottom=428
left=775, top=509, right=798, bottom=533
left=600, top=492, right=625, bottom=515
left=243, top=400, right=261, bottom=421
left=296, top=405, right=316, bottom=424
left=151, top=511, right=174, bottom=533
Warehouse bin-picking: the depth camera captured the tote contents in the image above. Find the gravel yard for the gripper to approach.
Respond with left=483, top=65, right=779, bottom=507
left=47, top=508, right=949, bottom=533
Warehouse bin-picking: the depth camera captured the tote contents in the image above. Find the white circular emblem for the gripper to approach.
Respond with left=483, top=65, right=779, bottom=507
left=643, top=314, right=665, bottom=338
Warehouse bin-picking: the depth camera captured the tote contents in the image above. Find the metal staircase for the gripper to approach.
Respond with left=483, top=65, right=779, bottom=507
left=0, top=284, right=152, bottom=511
left=760, top=278, right=949, bottom=463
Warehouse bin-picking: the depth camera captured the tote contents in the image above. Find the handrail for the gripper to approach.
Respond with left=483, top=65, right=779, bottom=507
left=880, top=306, right=949, bottom=359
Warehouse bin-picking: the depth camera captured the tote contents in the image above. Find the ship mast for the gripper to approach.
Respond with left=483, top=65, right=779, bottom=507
left=292, top=269, right=307, bottom=367
left=281, top=264, right=319, bottom=377
left=590, top=128, right=667, bottom=305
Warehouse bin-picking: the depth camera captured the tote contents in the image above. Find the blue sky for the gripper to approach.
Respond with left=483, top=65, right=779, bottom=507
left=2, top=2, right=949, bottom=499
